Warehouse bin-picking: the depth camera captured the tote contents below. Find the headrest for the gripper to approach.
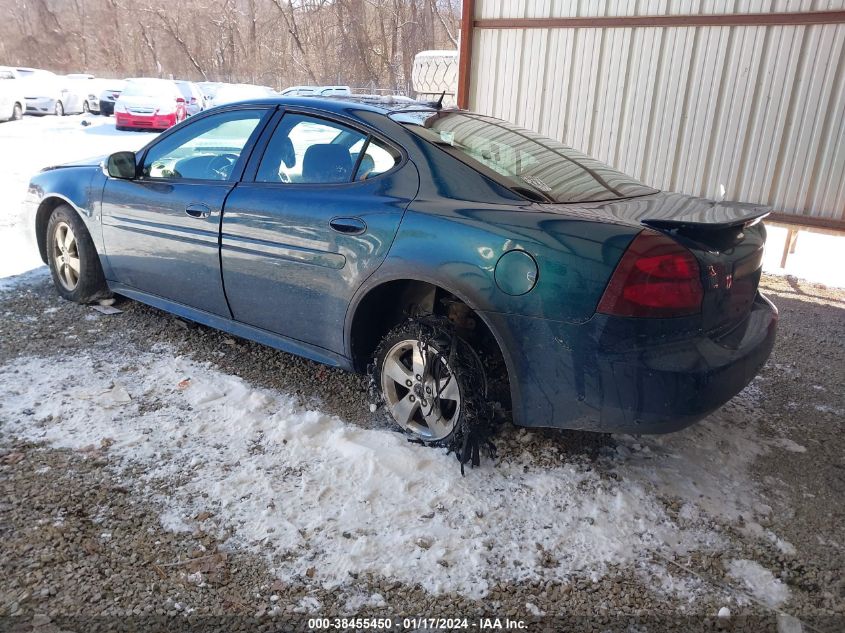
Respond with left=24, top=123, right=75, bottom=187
left=302, top=144, right=352, bottom=183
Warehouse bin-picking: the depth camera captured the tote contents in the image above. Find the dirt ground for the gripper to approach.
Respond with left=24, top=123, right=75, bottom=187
left=0, top=271, right=843, bottom=633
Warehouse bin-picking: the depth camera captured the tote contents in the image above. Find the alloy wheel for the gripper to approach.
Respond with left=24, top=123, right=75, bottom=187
left=52, top=221, right=80, bottom=291
left=380, top=338, right=461, bottom=441
left=55, top=100, right=64, bottom=116
left=13, top=103, right=22, bottom=120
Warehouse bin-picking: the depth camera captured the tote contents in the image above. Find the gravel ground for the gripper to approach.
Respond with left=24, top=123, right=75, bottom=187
left=0, top=270, right=843, bottom=632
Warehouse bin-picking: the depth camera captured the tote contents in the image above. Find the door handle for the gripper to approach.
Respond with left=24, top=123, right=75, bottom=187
left=329, top=217, right=367, bottom=235
left=185, top=203, right=211, bottom=219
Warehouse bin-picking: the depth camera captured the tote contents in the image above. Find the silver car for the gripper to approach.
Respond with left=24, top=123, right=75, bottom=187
left=175, top=81, right=206, bottom=116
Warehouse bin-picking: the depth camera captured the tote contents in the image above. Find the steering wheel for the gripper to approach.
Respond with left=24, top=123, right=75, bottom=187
left=208, top=153, right=239, bottom=180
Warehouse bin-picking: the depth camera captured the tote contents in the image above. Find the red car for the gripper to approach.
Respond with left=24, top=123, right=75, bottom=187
left=114, top=78, right=187, bottom=131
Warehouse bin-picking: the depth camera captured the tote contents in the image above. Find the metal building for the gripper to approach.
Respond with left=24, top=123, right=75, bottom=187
left=457, top=1, right=845, bottom=231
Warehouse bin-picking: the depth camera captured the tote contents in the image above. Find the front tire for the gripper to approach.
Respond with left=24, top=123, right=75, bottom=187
left=46, top=205, right=110, bottom=303
left=83, top=101, right=90, bottom=114
left=54, top=100, right=64, bottom=116
left=12, top=103, right=22, bottom=120
left=374, top=319, right=492, bottom=454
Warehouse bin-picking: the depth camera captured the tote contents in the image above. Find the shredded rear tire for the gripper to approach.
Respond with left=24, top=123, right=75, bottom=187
left=372, top=317, right=498, bottom=472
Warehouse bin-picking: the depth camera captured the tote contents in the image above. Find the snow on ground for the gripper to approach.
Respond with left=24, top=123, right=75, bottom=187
left=0, top=337, right=803, bottom=608
left=0, top=114, right=152, bottom=281
left=0, top=346, right=726, bottom=599
left=726, top=559, right=792, bottom=608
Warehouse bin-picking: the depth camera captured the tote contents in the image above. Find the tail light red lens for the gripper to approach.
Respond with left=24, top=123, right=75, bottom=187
left=597, top=230, right=703, bottom=318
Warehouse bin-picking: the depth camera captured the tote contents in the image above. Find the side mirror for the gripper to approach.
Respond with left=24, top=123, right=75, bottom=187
left=106, top=151, right=137, bottom=179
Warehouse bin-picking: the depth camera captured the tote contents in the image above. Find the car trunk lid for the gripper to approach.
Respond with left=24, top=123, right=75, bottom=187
left=639, top=201, right=768, bottom=335
left=564, top=192, right=769, bottom=333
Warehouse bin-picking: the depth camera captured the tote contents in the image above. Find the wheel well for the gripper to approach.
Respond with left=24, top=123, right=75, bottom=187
left=35, top=197, right=70, bottom=263
left=350, top=280, right=511, bottom=406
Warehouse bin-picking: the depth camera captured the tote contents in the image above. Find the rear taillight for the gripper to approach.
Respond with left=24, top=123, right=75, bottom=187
left=597, top=230, right=703, bottom=318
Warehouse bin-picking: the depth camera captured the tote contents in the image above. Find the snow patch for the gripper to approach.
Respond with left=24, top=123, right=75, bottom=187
left=726, top=559, right=791, bottom=608
left=0, top=348, right=722, bottom=599
left=770, top=438, right=807, bottom=454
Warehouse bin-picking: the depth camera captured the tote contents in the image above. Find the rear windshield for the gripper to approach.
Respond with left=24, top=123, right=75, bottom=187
left=122, top=81, right=176, bottom=98
left=391, top=111, right=657, bottom=203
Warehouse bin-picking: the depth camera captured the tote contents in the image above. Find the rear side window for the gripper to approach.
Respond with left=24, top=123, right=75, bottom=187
left=256, top=113, right=400, bottom=184
left=350, top=137, right=402, bottom=181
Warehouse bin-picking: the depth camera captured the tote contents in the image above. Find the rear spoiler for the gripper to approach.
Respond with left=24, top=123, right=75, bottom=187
left=642, top=205, right=770, bottom=231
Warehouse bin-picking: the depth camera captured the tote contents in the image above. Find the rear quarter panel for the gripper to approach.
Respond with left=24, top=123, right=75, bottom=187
left=380, top=203, right=639, bottom=323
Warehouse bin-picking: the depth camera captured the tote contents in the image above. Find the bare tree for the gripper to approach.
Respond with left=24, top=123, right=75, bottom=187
left=0, top=0, right=459, bottom=91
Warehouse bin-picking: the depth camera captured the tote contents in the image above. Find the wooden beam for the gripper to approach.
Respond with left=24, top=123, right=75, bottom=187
left=780, top=229, right=798, bottom=268
left=766, top=213, right=845, bottom=234
left=474, top=10, right=845, bottom=30
left=457, top=0, right=475, bottom=109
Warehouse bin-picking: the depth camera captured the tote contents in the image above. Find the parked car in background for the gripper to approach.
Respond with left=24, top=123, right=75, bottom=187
left=209, top=83, right=277, bottom=106
left=0, top=67, right=26, bottom=121
left=175, top=80, right=206, bottom=116
left=82, top=79, right=109, bottom=114
left=16, top=68, right=65, bottom=115
left=98, top=80, right=126, bottom=116
left=61, top=74, right=98, bottom=114
left=114, top=78, right=187, bottom=131
left=279, top=85, right=351, bottom=97
left=197, top=82, right=223, bottom=104
left=27, top=96, right=777, bottom=452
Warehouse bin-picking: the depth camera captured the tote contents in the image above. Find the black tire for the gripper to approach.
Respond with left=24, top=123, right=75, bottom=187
left=373, top=318, right=494, bottom=464
left=83, top=101, right=90, bottom=114
left=12, top=103, right=22, bottom=120
left=45, top=204, right=110, bottom=303
left=54, top=100, right=64, bottom=116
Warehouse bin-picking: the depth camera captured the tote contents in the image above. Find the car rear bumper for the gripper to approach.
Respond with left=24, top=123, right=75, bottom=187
left=115, top=112, right=176, bottom=130
left=482, top=292, right=778, bottom=434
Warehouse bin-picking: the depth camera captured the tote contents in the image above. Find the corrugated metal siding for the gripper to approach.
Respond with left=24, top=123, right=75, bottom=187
left=469, top=0, right=845, bottom=225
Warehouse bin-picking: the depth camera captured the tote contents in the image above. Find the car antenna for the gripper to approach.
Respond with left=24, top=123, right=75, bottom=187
left=435, top=90, right=445, bottom=109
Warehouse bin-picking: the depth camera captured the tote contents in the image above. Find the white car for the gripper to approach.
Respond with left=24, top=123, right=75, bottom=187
left=210, top=83, right=277, bottom=107
left=15, top=68, right=67, bottom=116
left=61, top=74, right=99, bottom=114
left=0, top=67, right=26, bottom=121
left=175, top=80, right=206, bottom=116
left=279, top=85, right=351, bottom=97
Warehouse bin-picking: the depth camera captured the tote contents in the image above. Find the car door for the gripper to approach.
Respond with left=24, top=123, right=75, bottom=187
left=100, top=106, right=271, bottom=316
left=220, top=109, right=419, bottom=353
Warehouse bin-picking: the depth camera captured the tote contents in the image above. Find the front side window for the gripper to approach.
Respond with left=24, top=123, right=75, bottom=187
left=142, top=109, right=265, bottom=181
left=256, top=113, right=400, bottom=184
left=391, top=111, right=657, bottom=203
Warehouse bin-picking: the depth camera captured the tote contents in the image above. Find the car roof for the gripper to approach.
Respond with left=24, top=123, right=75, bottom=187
left=221, top=94, right=441, bottom=116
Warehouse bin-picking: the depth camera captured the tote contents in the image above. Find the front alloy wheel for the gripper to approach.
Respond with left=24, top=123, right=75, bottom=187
left=380, top=338, right=462, bottom=441
left=54, top=100, right=64, bottom=116
left=52, top=221, right=80, bottom=291
left=46, top=204, right=110, bottom=303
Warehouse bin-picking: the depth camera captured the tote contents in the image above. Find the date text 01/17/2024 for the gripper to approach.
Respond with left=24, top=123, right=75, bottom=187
left=307, top=617, right=529, bottom=630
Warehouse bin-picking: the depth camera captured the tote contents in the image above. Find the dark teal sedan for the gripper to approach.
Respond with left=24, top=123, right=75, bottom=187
left=27, top=95, right=777, bottom=457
